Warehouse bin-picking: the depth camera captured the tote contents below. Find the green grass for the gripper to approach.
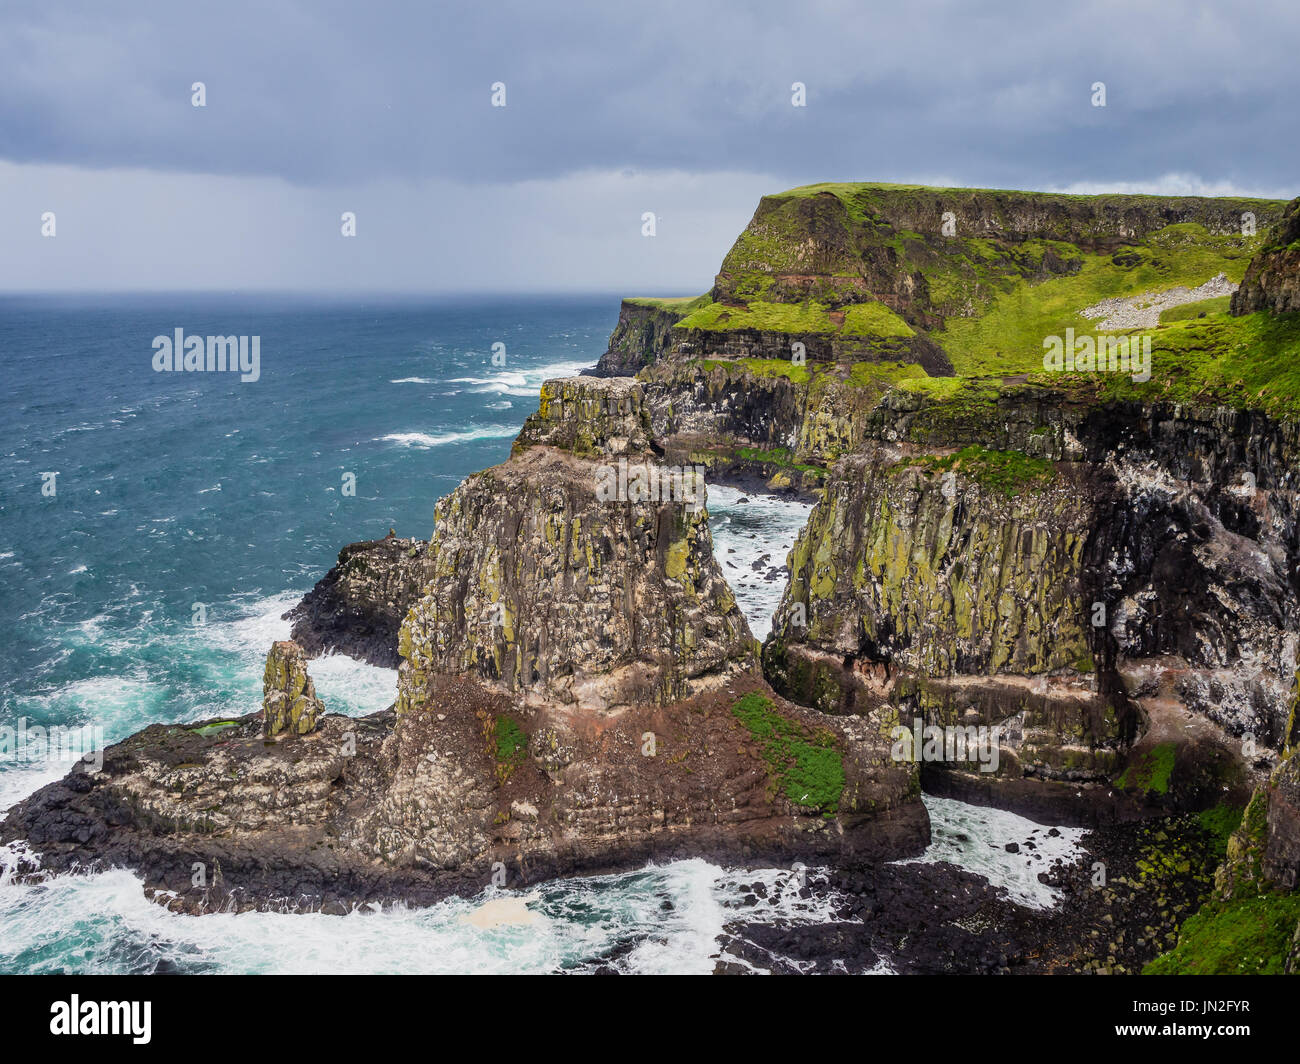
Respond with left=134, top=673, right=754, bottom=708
left=1116, top=741, right=1177, bottom=794
left=936, top=226, right=1261, bottom=377
left=1197, top=802, right=1246, bottom=858
left=680, top=299, right=840, bottom=335
left=731, top=692, right=844, bottom=814
left=904, top=445, right=1056, bottom=497
left=1092, top=310, right=1300, bottom=419
left=840, top=301, right=915, bottom=338
left=1160, top=294, right=1232, bottom=322
left=1143, top=892, right=1300, bottom=974
left=701, top=357, right=811, bottom=384
left=490, top=715, right=528, bottom=783
left=624, top=295, right=711, bottom=315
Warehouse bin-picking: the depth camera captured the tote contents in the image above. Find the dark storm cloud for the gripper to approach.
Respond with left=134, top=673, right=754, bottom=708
left=2, top=0, right=1297, bottom=191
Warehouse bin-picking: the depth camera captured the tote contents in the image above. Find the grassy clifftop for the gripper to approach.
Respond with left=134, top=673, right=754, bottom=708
left=624, top=181, right=1300, bottom=419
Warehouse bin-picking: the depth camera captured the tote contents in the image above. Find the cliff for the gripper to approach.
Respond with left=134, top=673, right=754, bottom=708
left=1233, top=196, right=1300, bottom=315
left=6, top=180, right=1300, bottom=936
left=285, top=534, right=430, bottom=667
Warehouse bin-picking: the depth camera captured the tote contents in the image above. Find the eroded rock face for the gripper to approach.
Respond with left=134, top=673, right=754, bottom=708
left=263, top=641, right=326, bottom=737
left=398, top=379, right=753, bottom=713
left=0, top=672, right=927, bottom=912
left=764, top=447, right=1127, bottom=786
left=285, top=535, right=430, bottom=668
left=1232, top=197, right=1300, bottom=315
left=762, top=394, right=1300, bottom=809
left=512, top=375, right=652, bottom=456
left=588, top=300, right=689, bottom=377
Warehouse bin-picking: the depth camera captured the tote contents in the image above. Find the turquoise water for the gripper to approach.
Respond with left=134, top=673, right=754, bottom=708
left=0, top=294, right=607, bottom=777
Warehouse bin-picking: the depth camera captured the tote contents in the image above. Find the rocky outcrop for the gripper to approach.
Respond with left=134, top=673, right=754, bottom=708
left=285, top=535, right=430, bottom=668
left=588, top=299, right=692, bottom=377
left=761, top=388, right=1300, bottom=814
left=0, top=673, right=927, bottom=912
left=9, top=181, right=1300, bottom=922
left=1232, top=196, right=1300, bottom=315
left=262, top=641, right=326, bottom=737
left=399, top=376, right=752, bottom=713
left=711, top=185, right=1280, bottom=329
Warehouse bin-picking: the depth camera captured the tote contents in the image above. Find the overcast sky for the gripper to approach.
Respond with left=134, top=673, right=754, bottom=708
left=1, top=0, right=1296, bottom=293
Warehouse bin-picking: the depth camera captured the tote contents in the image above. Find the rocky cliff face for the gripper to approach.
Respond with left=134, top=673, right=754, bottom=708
left=762, top=387, right=1300, bottom=816
left=398, top=376, right=752, bottom=713
left=285, top=535, right=430, bottom=668
left=589, top=299, right=695, bottom=377
left=1232, top=197, right=1300, bottom=315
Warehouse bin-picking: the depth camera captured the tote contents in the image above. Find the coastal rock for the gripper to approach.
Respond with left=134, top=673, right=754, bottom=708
left=262, top=641, right=326, bottom=737
left=285, top=535, right=430, bottom=668
left=1232, top=197, right=1300, bottom=315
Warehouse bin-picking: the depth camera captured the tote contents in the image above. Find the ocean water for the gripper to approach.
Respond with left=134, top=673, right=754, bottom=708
left=0, top=295, right=1080, bottom=974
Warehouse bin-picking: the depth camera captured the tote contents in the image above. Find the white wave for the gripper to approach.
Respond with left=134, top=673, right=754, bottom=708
left=0, top=857, right=847, bottom=975
left=706, top=484, right=813, bottom=642
left=389, top=377, right=435, bottom=384
left=378, top=427, right=517, bottom=448
left=898, top=795, right=1087, bottom=910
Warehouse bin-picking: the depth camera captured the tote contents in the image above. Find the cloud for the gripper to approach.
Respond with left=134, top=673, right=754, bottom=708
left=1, top=0, right=1297, bottom=190
left=0, top=161, right=781, bottom=292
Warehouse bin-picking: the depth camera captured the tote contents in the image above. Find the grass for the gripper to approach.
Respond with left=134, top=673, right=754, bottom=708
left=1092, top=310, right=1300, bottom=419
left=1160, top=294, right=1232, bottom=322
left=731, top=692, right=844, bottom=814
left=624, top=295, right=711, bottom=315
left=1115, top=741, right=1177, bottom=794
left=904, top=445, right=1056, bottom=497
left=702, top=357, right=810, bottom=384
left=1143, top=892, right=1300, bottom=974
left=936, top=226, right=1261, bottom=377
left=679, top=299, right=840, bottom=334
left=488, top=715, right=528, bottom=784
left=1196, top=802, right=1246, bottom=858
left=840, top=301, right=915, bottom=338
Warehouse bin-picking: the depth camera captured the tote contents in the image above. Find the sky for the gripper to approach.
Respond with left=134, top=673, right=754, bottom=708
left=1, top=0, right=1297, bottom=293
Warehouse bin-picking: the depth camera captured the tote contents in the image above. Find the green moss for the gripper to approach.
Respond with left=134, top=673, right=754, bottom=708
left=1159, top=294, right=1232, bottom=322
left=489, top=715, right=528, bottom=784
left=191, top=721, right=240, bottom=737
left=731, top=692, right=844, bottom=813
left=1115, top=741, right=1177, bottom=794
left=903, top=445, right=1056, bottom=497
left=1143, top=892, right=1300, bottom=974
left=1196, top=802, right=1245, bottom=858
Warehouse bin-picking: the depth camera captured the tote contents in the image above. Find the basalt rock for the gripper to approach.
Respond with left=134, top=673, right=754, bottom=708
left=399, top=377, right=752, bottom=713
left=761, top=391, right=1300, bottom=812
left=1232, top=196, right=1300, bottom=315
left=0, top=670, right=927, bottom=912
left=262, top=641, right=326, bottom=737
left=588, top=300, right=692, bottom=377
left=285, top=535, right=430, bottom=668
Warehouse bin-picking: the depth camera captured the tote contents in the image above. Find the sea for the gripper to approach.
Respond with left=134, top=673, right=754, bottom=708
left=0, top=294, right=1082, bottom=973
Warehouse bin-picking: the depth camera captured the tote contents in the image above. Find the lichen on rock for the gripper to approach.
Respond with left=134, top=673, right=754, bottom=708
left=262, top=640, right=326, bottom=737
